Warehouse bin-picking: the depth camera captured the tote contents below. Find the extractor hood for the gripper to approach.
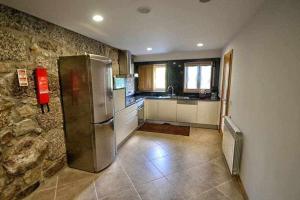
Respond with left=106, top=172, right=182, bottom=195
left=118, top=50, right=134, bottom=76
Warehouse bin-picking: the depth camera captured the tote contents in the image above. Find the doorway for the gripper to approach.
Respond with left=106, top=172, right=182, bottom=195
left=219, top=50, right=233, bottom=133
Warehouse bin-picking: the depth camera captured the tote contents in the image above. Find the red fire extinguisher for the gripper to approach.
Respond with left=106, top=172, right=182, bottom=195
left=35, top=67, right=50, bottom=113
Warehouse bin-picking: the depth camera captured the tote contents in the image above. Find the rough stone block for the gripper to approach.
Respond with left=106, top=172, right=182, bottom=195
left=42, top=156, right=65, bottom=178
left=0, top=30, right=27, bottom=61
left=38, top=40, right=57, bottom=52
left=15, top=105, right=36, bottom=118
left=23, top=166, right=42, bottom=185
left=13, top=119, right=41, bottom=137
left=42, top=128, right=66, bottom=160
left=0, top=127, right=13, bottom=145
left=3, top=136, right=48, bottom=175
left=0, top=97, right=15, bottom=111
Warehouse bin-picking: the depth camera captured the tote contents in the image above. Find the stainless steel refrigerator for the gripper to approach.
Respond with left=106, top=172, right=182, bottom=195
left=58, top=54, right=116, bottom=173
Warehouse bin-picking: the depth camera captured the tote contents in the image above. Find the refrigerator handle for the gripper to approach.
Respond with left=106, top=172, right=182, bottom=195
left=93, top=118, right=113, bottom=125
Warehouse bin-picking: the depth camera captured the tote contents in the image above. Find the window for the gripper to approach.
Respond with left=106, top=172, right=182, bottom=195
left=153, top=64, right=166, bottom=91
left=184, top=62, right=212, bottom=93
left=138, top=63, right=167, bottom=92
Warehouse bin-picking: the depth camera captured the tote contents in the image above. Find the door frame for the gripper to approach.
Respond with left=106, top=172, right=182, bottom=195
left=219, top=49, right=233, bottom=133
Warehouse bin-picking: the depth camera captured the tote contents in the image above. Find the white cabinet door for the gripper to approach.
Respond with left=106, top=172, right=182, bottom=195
left=176, top=103, right=198, bottom=123
left=113, top=89, right=125, bottom=113
left=115, top=104, right=138, bottom=146
left=197, top=101, right=220, bottom=125
left=145, top=99, right=159, bottom=120
left=157, top=100, right=177, bottom=121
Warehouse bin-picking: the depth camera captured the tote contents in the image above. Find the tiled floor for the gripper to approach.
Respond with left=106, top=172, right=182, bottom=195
left=25, top=128, right=244, bottom=200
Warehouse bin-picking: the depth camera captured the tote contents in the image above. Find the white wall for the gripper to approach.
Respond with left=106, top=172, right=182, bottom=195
left=221, top=0, right=300, bottom=199
left=134, top=49, right=221, bottom=62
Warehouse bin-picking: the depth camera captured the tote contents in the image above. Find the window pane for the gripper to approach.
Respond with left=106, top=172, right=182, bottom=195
left=186, top=66, right=198, bottom=89
left=200, top=65, right=212, bottom=90
left=154, top=65, right=166, bottom=90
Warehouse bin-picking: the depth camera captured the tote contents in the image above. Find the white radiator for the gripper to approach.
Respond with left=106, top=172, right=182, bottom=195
left=222, top=116, right=243, bottom=175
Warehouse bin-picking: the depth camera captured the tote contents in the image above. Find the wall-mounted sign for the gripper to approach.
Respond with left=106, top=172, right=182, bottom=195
left=17, top=69, right=29, bottom=86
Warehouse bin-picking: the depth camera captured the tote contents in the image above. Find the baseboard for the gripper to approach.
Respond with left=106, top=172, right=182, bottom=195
left=234, top=175, right=249, bottom=200
left=190, top=123, right=218, bottom=130
left=145, top=120, right=218, bottom=130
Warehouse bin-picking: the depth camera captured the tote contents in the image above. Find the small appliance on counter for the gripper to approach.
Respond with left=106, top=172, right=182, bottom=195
left=58, top=54, right=116, bottom=173
left=211, top=92, right=218, bottom=100
left=113, top=77, right=125, bottom=90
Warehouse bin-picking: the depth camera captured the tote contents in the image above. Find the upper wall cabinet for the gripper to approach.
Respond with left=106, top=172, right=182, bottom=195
left=138, top=65, right=153, bottom=91
left=118, top=50, right=134, bottom=75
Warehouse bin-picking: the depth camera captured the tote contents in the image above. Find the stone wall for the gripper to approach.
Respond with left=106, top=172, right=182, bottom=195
left=0, top=4, right=119, bottom=199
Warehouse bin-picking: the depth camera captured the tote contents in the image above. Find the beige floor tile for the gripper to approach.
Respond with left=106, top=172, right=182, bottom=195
left=188, top=188, right=230, bottom=200
left=216, top=180, right=244, bottom=200
left=150, top=151, right=204, bottom=176
left=94, top=166, right=134, bottom=198
left=56, top=178, right=94, bottom=200
left=166, top=170, right=213, bottom=199
left=186, top=162, right=232, bottom=187
left=38, top=175, right=58, bottom=191
left=121, top=160, right=163, bottom=185
left=135, top=177, right=185, bottom=200
left=99, top=187, right=141, bottom=200
left=25, top=128, right=245, bottom=200
left=139, top=144, right=169, bottom=160
left=25, top=188, right=56, bottom=200
left=57, top=168, right=96, bottom=187
left=74, top=183, right=97, bottom=200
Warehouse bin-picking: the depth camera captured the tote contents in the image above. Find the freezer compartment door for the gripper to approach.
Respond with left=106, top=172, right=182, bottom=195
left=90, top=58, right=114, bottom=123
left=94, top=118, right=116, bottom=171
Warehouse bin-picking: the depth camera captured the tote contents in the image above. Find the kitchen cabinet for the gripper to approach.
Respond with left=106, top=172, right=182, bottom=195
left=114, top=103, right=138, bottom=146
left=145, top=99, right=158, bottom=120
left=157, top=100, right=177, bottom=121
left=138, top=65, right=153, bottom=91
left=176, top=101, right=198, bottom=123
left=145, top=98, right=220, bottom=126
left=197, top=101, right=220, bottom=125
left=112, top=61, right=119, bottom=76
left=119, top=50, right=133, bottom=75
left=113, top=89, right=125, bottom=113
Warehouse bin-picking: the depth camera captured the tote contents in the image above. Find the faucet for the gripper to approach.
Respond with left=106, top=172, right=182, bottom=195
left=167, top=85, right=175, bottom=96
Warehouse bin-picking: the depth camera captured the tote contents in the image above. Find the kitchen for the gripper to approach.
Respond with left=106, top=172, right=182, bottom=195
left=113, top=50, right=221, bottom=148
left=0, top=0, right=299, bottom=200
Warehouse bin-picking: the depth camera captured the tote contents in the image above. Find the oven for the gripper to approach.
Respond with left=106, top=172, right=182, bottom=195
left=137, top=99, right=144, bottom=127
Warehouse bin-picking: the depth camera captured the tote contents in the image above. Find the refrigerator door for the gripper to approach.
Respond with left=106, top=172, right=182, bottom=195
left=94, top=118, right=116, bottom=171
left=90, top=57, right=114, bottom=123
left=58, top=56, right=95, bottom=172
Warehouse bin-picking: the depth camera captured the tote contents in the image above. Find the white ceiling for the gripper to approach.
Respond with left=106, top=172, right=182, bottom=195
left=0, top=0, right=265, bottom=55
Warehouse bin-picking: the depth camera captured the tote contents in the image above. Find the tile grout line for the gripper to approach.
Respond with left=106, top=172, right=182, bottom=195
left=119, top=162, right=143, bottom=200
left=53, top=176, right=59, bottom=200
left=213, top=179, right=240, bottom=200
left=93, top=181, right=99, bottom=200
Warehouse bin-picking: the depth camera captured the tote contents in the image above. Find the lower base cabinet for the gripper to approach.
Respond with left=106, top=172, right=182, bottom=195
left=176, top=103, right=198, bottom=123
left=114, top=103, right=138, bottom=146
left=145, top=99, right=220, bottom=126
left=197, top=101, right=220, bottom=125
left=158, top=100, right=177, bottom=121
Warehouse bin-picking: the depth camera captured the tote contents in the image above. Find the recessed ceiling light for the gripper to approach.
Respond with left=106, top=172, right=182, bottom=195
left=137, top=6, right=151, bottom=14
left=199, top=0, right=211, bottom=3
left=147, top=47, right=152, bottom=51
left=197, top=43, right=204, bottom=47
left=92, top=15, right=104, bottom=22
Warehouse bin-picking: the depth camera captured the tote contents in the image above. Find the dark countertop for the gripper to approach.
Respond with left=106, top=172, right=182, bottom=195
left=125, top=94, right=219, bottom=107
